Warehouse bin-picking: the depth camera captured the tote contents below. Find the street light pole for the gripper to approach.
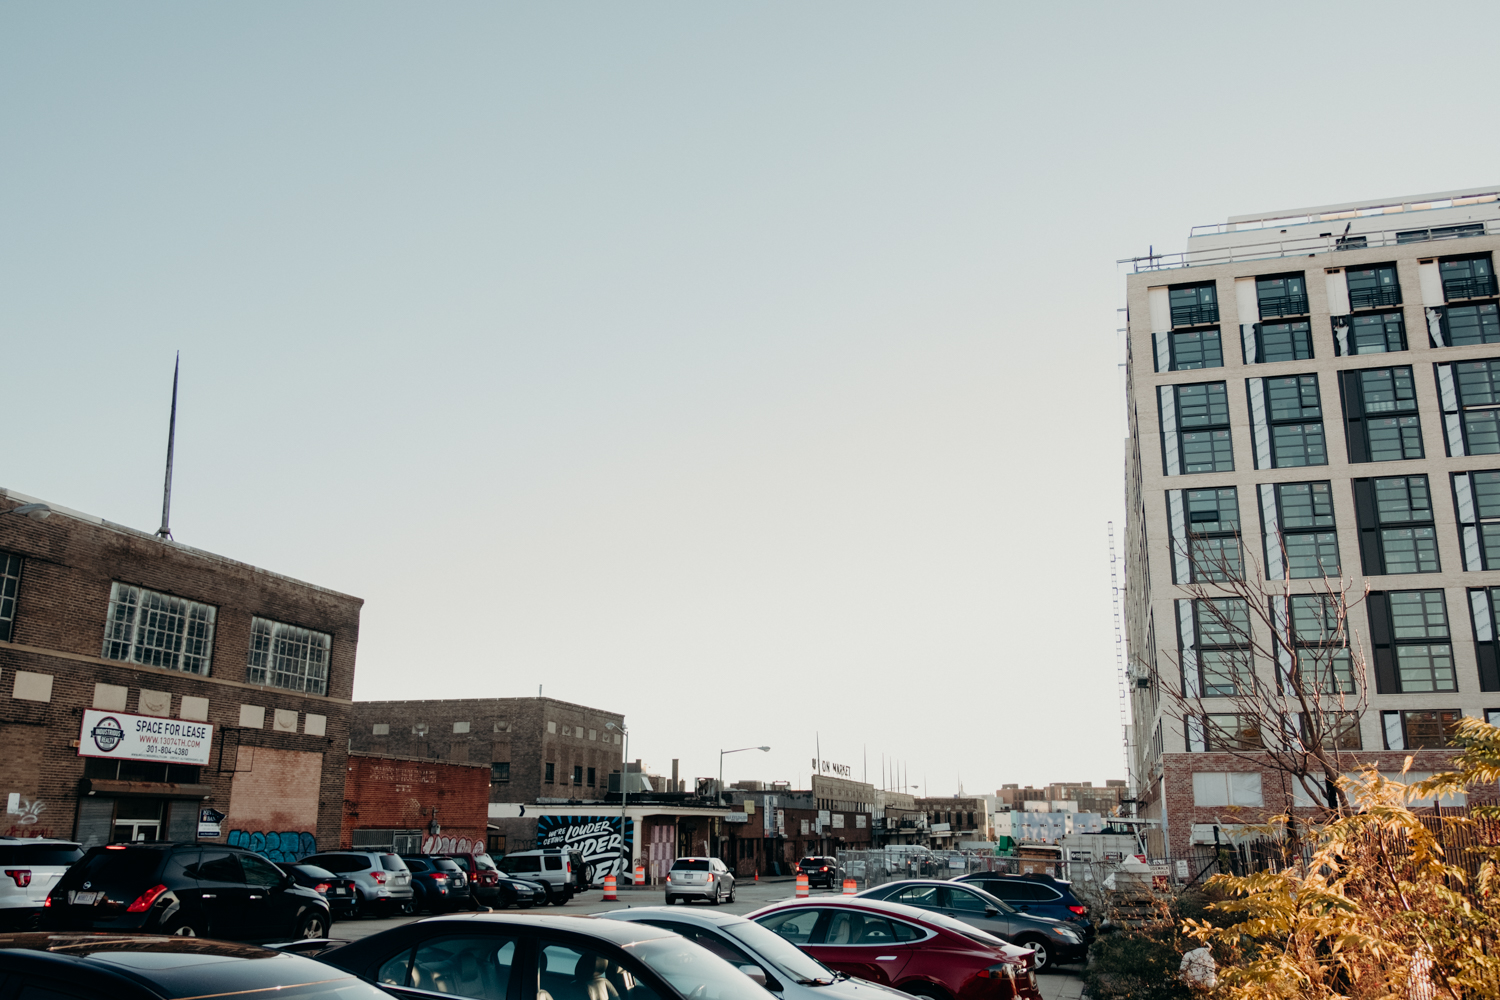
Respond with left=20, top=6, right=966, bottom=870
left=1, top=504, right=52, bottom=522
left=606, top=722, right=630, bottom=883
left=718, top=745, right=771, bottom=806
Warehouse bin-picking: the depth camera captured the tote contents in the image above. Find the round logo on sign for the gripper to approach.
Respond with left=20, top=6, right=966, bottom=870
left=91, top=716, right=125, bottom=753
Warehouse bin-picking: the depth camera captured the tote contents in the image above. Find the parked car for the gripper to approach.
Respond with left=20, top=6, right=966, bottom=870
left=954, top=873, right=1093, bottom=940
left=0, top=837, right=84, bottom=930
left=598, top=906, right=954, bottom=1000
left=855, top=880, right=1085, bottom=971
left=746, top=896, right=1040, bottom=999
left=667, top=856, right=736, bottom=905
left=493, top=872, right=542, bottom=908
left=43, top=842, right=332, bottom=941
left=279, top=862, right=360, bottom=922
left=301, top=850, right=415, bottom=917
left=796, top=856, right=843, bottom=889
left=0, top=931, right=392, bottom=1000
left=315, top=911, right=779, bottom=1000
left=441, top=850, right=506, bottom=907
left=401, top=854, right=473, bottom=913
left=496, top=847, right=586, bottom=905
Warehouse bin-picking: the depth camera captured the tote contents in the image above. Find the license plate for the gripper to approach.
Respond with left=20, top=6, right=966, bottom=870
left=70, top=891, right=99, bottom=905
left=333, top=888, right=347, bottom=895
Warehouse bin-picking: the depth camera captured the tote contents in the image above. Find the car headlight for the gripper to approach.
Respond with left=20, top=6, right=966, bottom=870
left=1053, top=927, right=1081, bottom=941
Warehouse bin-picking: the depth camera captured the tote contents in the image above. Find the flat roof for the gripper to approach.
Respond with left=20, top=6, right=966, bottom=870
left=1226, top=185, right=1500, bottom=225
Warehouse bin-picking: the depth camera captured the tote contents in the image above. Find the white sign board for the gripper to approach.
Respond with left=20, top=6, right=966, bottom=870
left=725, top=812, right=748, bottom=823
left=79, top=709, right=214, bottom=767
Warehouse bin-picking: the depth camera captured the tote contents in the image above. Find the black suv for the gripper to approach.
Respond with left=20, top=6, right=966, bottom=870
left=796, top=856, right=843, bottom=889
left=955, top=872, right=1093, bottom=939
left=43, top=842, right=331, bottom=941
left=400, top=854, right=474, bottom=913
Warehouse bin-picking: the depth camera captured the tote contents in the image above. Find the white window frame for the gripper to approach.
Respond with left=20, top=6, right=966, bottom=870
left=1191, top=771, right=1263, bottom=807
left=246, top=616, right=331, bottom=695
left=101, top=581, right=216, bottom=675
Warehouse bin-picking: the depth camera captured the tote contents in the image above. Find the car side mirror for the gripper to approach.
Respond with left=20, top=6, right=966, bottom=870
left=984, top=906, right=999, bottom=917
left=738, top=965, right=768, bottom=988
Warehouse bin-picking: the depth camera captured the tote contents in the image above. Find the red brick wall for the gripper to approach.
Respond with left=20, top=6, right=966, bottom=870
left=341, top=753, right=490, bottom=852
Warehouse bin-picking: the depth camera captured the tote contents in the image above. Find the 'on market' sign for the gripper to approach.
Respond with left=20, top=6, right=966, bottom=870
left=78, top=709, right=214, bottom=767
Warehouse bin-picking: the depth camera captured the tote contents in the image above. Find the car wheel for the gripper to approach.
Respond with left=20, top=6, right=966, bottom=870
left=728, top=885, right=736, bottom=904
left=1019, top=938, right=1051, bottom=972
left=549, top=888, right=568, bottom=906
left=900, top=984, right=948, bottom=1000
left=297, top=911, right=330, bottom=939
left=400, top=899, right=416, bottom=916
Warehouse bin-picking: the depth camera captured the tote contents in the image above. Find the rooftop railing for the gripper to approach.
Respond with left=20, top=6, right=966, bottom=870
left=1121, top=221, right=1495, bottom=273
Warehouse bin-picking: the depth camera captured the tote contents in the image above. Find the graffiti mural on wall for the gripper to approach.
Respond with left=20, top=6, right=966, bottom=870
left=421, top=835, right=483, bottom=855
left=536, top=815, right=635, bottom=883
left=3, top=796, right=52, bottom=838
left=227, top=829, right=317, bottom=863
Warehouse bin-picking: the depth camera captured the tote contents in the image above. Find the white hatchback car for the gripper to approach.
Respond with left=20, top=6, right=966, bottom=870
left=665, top=856, right=735, bottom=905
left=0, top=837, right=84, bottom=929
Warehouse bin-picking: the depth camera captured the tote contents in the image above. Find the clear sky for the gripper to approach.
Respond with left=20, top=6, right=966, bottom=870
left=4, top=2, right=1500, bottom=796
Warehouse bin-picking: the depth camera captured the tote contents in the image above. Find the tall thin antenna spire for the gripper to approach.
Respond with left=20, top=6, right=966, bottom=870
left=156, top=353, right=179, bottom=540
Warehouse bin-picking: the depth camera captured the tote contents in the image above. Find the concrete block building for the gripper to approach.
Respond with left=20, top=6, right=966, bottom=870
left=0, top=488, right=362, bottom=854
left=1122, top=187, right=1500, bottom=860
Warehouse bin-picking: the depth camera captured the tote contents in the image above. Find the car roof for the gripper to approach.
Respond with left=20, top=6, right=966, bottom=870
left=399, top=912, right=681, bottom=945
left=673, top=856, right=715, bottom=862
left=0, top=933, right=358, bottom=998
left=865, top=881, right=1066, bottom=922
left=0, top=837, right=81, bottom=846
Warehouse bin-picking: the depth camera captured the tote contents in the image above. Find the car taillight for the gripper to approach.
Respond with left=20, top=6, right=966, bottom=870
left=819, top=866, right=828, bottom=872
left=565, top=863, right=571, bottom=873
left=1068, top=905, right=1086, bottom=915
left=43, top=896, right=51, bottom=908
left=4, top=870, right=31, bottom=888
left=705, top=873, right=714, bottom=881
left=105, top=845, right=127, bottom=850
left=371, top=871, right=387, bottom=884
left=314, top=882, right=331, bottom=893
left=433, top=874, right=447, bottom=882
left=127, top=884, right=168, bottom=913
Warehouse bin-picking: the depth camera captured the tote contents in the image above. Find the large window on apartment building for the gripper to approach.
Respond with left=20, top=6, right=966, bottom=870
left=1163, top=329, right=1223, bottom=371
left=1368, top=590, right=1456, bottom=694
left=1467, top=587, right=1500, bottom=692
left=1287, top=594, right=1357, bottom=695
left=1346, top=264, right=1402, bottom=310
left=1441, top=253, right=1498, bottom=301
left=0, top=551, right=20, bottom=643
left=1253, top=321, right=1313, bottom=363
left=101, top=582, right=216, bottom=675
left=1159, top=382, right=1234, bottom=475
left=1177, top=598, right=1254, bottom=702
left=1338, top=366, right=1424, bottom=462
left=1353, top=476, right=1439, bottom=575
left=1260, top=481, right=1340, bottom=579
left=1248, top=374, right=1326, bottom=468
left=1191, top=772, right=1263, bottom=806
left=1436, top=359, right=1500, bottom=456
left=1439, top=303, right=1500, bottom=346
left=1382, top=709, right=1462, bottom=750
left=246, top=617, right=331, bottom=695
left=1337, top=312, right=1406, bottom=356
left=1203, top=714, right=1264, bottom=751
left=1169, top=282, right=1219, bottom=327
left=1300, top=711, right=1362, bottom=751
left=1257, top=273, right=1309, bottom=319
left=1168, top=487, right=1241, bottom=584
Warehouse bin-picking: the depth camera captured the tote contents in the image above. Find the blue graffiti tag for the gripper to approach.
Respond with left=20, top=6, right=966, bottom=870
left=226, top=829, right=318, bottom=863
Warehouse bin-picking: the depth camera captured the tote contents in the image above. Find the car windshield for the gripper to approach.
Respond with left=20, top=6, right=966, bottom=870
left=474, top=854, right=498, bottom=871
left=671, top=859, right=710, bottom=871
left=433, top=859, right=462, bottom=872
left=290, top=865, right=338, bottom=880
left=626, top=937, right=780, bottom=1000
left=723, top=920, right=836, bottom=983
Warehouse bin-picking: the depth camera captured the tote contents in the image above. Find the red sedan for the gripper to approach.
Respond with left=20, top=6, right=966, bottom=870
left=746, top=896, right=1041, bottom=1000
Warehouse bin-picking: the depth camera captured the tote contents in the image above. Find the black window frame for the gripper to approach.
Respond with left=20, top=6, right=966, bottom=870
left=1447, top=358, right=1500, bottom=456
left=1367, top=589, right=1456, bottom=694
left=1345, top=263, right=1403, bottom=310
left=1165, top=328, right=1224, bottom=371
left=1204, top=712, right=1264, bottom=751
left=1253, top=319, right=1314, bottom=363
left=1188, top=598, right=1254, bottom=700
left=1165, top=381, right=1234, bottom=474
left=1461, top=471, right=1500, bottom=571
left=1440, top=252, right=1498, bottom=301
left=1353, top=475, right=1439, bottom=576
left=1468, top=586, right=1500, bottom=692
left=1339, top=311, right=1407, bottom=356
left=491, top=762, right=510, bottom=784
left=1259, top=374, right=1327, bottom=468
left=1271, top=481, right=1340, bottom=579
left=544, top=762, right=555, bottom=784
left=1286, top=594, right=1357, bottom=697
left=1175, top=487, right=1242, bottom=584
left=1300, top=710, right=1362, bottom=751
left=1256, top=273, right=1309, bottom=319
left=1439, top=302, right=1500, bottom=346
left=1382, top=709, right=1463, bottom=750
left=1169, top=282, right=1219, bottom=328
left=0, top=550, right=20, bottom=643
left=1338, top=366, right=1424, bottom=463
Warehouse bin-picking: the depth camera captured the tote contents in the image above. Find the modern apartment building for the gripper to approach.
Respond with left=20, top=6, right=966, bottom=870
left=1122, top=187, right=1500, bottom=860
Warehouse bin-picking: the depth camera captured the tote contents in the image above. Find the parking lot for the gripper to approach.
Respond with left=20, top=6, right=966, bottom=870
left=328, top=879, right=1088, bottom=999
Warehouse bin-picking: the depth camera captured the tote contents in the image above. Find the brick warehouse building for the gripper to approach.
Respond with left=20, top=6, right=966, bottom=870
left=341, top=753, right=491, bottom=856
left=0, top=489, right=361, bottom=855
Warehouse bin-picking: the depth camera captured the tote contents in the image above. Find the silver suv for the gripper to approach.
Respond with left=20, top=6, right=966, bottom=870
left=666, top=856, right=735, bottom=905
left=496, top=848, right=585, bottom=905
left=301, top=851, right=414, bottom=916
left=0, top=838, right=84, bottom=929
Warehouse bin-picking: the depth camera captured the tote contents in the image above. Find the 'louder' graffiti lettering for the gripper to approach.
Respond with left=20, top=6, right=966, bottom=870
left=226, top=829, right=317, bottom=863
left=535, top=815, right=634, bottom=882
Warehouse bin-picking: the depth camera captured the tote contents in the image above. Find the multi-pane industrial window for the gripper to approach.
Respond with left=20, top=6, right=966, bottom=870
left=1338, top=366, right=1424, bottom=462
left=1252, top=375, right=1326, bottom=468
left=1439, top=303, right=1500, bottom=346
left=1368, top=590, right=1456, bottom=694
left=1169, top=283, right=1219, bottom=327
left=246, top=617, right=331, bottom=695
left=0, top=551, right=20, bottom=643
left=1352, top=476, right=1439, bottom=575
left=1169, top=487, right=1241, bottom=584
left=1288, top=594, right=1356, bottom=695
left=1346, top=264, right=1402, bottom=310
left=1166, top=329, right=1223, bottom=371
left=1159, top=382, right=1234, bottom=475
left=1440, top=253, right=1497, bottom=300
left=1254, top=321, right=1313, bottom=363
left=1436, top=359, right=1500, bottom=455
left=1337, top=312, right=1406, bottom=356
left=1263, top=482, right=1340, bottom=579
left=1382, top=709, right=1462, bottom=750
left=1257, top=273, right=1309, bottom=318
left=1467, top=587, right=1500, bottom=692
left=101, top=582, right=216, bottom=675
